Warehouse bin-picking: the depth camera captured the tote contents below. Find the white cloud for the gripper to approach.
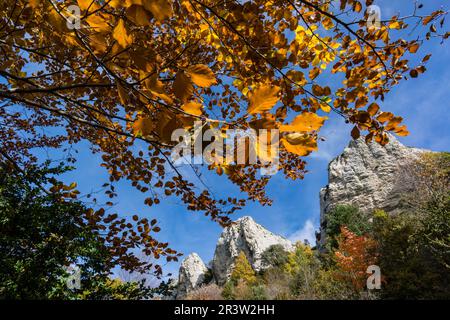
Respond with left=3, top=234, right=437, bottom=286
left=289, top=219, right=317, bottom=246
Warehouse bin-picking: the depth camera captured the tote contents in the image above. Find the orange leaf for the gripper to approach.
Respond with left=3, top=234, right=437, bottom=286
left=280, top=112, right=327, bottom=132
left=247, top=85, right=280, bottom=114
left=186, top=64, right=217, bottom=87
left=113, top=19, right=133, bottom=48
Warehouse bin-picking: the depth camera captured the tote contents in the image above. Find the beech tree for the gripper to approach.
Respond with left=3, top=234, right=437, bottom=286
left=0, top=0, right=448, bottom=272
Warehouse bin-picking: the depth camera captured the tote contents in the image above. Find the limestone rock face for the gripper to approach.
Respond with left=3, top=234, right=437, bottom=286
left=212, top=216, right=294, bottom=285
left=176, top=253, right=208, bottom=299
left=319, top=135, right=424, bottom=245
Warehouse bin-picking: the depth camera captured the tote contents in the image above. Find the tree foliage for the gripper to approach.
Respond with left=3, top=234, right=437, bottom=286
left=323, top=205, right=371, bottom=250
left=372, top=153, right=450, bottom=299
left=230, top=251, right=257, bottom=285
left=0, top=162, right=176, bottom=299
left=0, top=0, right=448, bottom=271
left=334, top=226, right=378, bottom=292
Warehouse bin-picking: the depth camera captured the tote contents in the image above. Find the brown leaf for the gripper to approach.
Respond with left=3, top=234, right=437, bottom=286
left=126, top=5, right=151, bottom=26
left=144, top=0, right=173, bottom=22
left=367, top=103, right=380, bottom=116
left=351, top=126, right=360, bottom=140
left=173, top=71, right=193, bottom=102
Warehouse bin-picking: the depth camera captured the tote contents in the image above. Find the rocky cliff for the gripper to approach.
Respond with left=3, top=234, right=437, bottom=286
left=176, top=135, right=427, bottom=297
left=176, top=253, right=209, bottom=299
left=176, top=216, right=294, bottom=297
left=319, top=135, right=425, bottom=245
left=212, top=216, right=294, bottom=285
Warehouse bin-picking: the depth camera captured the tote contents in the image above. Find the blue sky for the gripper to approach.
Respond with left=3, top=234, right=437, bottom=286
left=32, top=0, right=450, bottom=278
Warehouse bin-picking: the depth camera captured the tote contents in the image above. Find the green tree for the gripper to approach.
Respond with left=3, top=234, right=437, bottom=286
left=372, top=153, right=450, bottom=299
left=324, top=205, right=371, bottom=250
left=261, top=245, right=289, bottom=268
left=0, top=162, right=166, bottom=299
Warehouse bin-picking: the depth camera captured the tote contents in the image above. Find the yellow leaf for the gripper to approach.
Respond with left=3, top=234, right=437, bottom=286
left=144, top=0, right=173, bottom=22
left=113, top=19, right=133, bottom=48
left=86, top=14, right=110, bottom=32
left=48, top=8, right=67, bottom=32
left=320, top=103, right=331, bottom=113
left=280, top=112, right=327, bottom=132
left=182, top=101, right=203, bottom=116
left=281, top=136, right=317, bottom=157
left=77, top=0, right=93, bottom=11
left=389, top=21, right=401, bottom=30
left=109, top=0, right=123, bottom=8
left=173, top=71, right=193, bottom=102
left=186, top=64, right=217, bottom=87
left=248, top=85, right=280, bottom=114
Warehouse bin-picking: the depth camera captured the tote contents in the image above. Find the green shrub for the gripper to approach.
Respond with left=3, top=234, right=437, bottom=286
left=324, top=205, right=371, bottom=250
left=261, top=245, right=289, bottom=268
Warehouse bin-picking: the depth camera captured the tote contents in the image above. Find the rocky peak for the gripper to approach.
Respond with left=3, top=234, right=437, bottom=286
left=319, top=135, right=425, bottom=245
left=176, top=253, right=208, bottom=299
left=212, top=216, right=294, bottom=285
left=176, top=216, right=294, bottom=296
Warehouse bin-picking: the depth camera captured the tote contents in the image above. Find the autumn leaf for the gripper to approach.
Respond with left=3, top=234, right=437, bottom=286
left=173, top=71, right=193, bottom=102
left=117, top=82, right=129, bottom=105
left=132, top=117, right=154, bottom=136
left=86, top=14, right=111, bottom=32
left=394, top=125, right=409, bottom=136
left=145, top=74, right=165, bottom=94
left=351, top=126, right=360, bottom=140
left=29, top=0, right=41, bottom=9
left=281, top=136, right=317, bottom=157
left=144, top=0, right=173, bottom=22
left=126, top=5, right=151, bottom=26
left=353, top=1, right=362, bottom=13
left=410, top=69, right=419, bottom=78
left=367, top=103, right=380, bottom=116
left=389, top=21, right=401, bottom=30
left=309, top=67, right=321, bottom=80
left=409, top=43, right=420, bottom=53
left=77, top=0, right=94, bottom=11
left=182, top=101, right=203, bottom=116
left=186, top=64, right=217, bottom=87
left=113, top=19, right=133, bottom=48
left=280, top=112, right=327, bottom=132
left=377, top=112, right=394, bottom=123
left=247, top=85, right=280, bottom=114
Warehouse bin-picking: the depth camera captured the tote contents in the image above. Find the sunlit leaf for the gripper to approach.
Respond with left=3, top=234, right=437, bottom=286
left=186, top=64, right=217, bottom=87
left=247, top=85, right=280, bottom=114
